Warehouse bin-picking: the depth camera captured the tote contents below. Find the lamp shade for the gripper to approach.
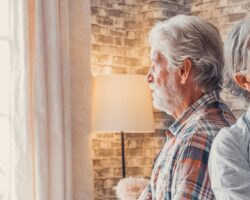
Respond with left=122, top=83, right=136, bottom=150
left=92, top=74, right=154, bottom=133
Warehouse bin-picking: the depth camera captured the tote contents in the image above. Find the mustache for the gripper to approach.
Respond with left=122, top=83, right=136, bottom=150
left=149, top=84, right=156, bottom=91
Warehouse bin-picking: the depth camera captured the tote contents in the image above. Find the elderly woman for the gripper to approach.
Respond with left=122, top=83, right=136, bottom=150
left=209, top=19, right=250, bottom=200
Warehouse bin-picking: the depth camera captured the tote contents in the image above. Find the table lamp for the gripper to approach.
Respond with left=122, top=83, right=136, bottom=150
left=92, top=74, right=154, bottom=178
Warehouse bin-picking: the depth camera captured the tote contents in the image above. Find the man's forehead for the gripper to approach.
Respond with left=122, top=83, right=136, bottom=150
left=150, top=49, right=159, bottom=61
left=150, top=50, right=167, bottom=64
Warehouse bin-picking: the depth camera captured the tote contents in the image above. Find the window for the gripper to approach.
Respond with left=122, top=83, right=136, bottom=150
left=0, top=0, right=11, bottom=199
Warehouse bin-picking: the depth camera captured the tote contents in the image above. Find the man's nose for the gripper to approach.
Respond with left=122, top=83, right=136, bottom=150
left=146, top=67, right=153, bottom=83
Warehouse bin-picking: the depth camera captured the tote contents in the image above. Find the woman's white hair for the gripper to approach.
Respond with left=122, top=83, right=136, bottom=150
left=223, top=19, right=250, bottom=102
left=149, top=15, right=224, bottom=92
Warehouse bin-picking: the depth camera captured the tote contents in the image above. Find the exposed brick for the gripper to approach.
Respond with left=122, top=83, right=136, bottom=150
left=149, top=1, right=169, bottom=9
left=113, top=167, right=122, bottom=177
left=124, top=48, right=141, bottom=57
left=144, top=147, right=161, bottom=157
left=144, top=167, right=153, bottom=177
left=125, top=132, right=146, bottom=138
left=112, top=56, right=124, bottom=65
left=136, top=66, right=150, bottom=75
left=94, top=168, right=114, bottom=178
left=124, top=21, right=138, bottom=29
left=125, top=0, right=138, bottom=5
left=113, top=18, right=125, bottom=28
left=143, top=138, right=163, bottom=147
left=91, top=0, right=110, bottom=7
left=104, top=178, right=115, bottom=188
left=94, top=35, right=113, bottom=44
left=92, top=54, right=113, bottom=64
left=95, top=187, right=115, bottom=197
left=126, top=31, right=137, bottom=39
left=110, top=29, right=126, bottom=37
left=123, top=57, right=140, bottom=66
left=126, top=157, right=152, bottom=166
left=126, top=148, right=144, bottom=156
left=127, top=139, right=143, bottom=148
left=93, top=158, right=122, bottom=168
left=91, top=6, right=99, bottom=15
left=108, top=9, right=124, bottom=17
left=91, top=24, right=101, bottom=33
left=114, top=37, right=123, bottom=45
left=94, top=179, right=104, bottom=188
left=228, top=12, right=246, bottom=22
left=94, top=132, right=119, bottom=139
left=92, top=140, right=101, bottom=148
left=242, top=2, right=250, bottom=10
left=94, top=149, right=116, bottom=157
left=110, top=66, right=127, bottom=73
left=124, top=38, right=140, bottom=48
left=96, top=16, right=114, bottom=26
left=99, top=8, right=107, bottom=16
left=229, top=0, right=245, bottom=3
left=126, top=167, right=145, bottom=176
left=141, top=0, right=151, bottom=3
left=91, top=1, right=250, bottom=199
left=115, top=148, right=121, bottom=157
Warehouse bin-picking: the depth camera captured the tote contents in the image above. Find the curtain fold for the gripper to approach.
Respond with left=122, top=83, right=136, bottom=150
left=10, top=0, right=73, bottom=199
left=68, top=0, right=94, bottom=199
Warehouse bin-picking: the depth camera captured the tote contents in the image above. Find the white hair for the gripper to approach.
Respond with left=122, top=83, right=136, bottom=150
left=149, top=15, right=224, bottom=93
left=223, top=19, right=250, bottom=102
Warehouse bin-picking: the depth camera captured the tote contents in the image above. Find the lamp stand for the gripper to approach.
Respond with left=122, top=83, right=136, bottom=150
left=121, top=131, right=126, bottom=178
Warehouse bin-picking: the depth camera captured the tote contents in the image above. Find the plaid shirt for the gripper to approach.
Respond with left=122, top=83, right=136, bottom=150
left=139, top=91, right=235, bottom=200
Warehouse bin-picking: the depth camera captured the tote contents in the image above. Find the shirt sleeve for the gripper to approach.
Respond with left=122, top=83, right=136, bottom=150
left=171, top=133, right=214, bottom=200
left=138, top=183, right=152, bottom=200
left=208, top=127, right=250, bottom=200
left=138, top=142, right=165, bottom=200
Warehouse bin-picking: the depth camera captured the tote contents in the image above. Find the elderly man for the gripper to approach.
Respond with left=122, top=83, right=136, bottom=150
left=209, top=19, right=250, bottom=200
left=137, top=15, right=236, bottom=200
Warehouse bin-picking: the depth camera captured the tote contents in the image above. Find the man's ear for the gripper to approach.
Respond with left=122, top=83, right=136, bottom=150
left=233, top=73, right=250, bottom=91
left=178, top=59, right=192, bottom=84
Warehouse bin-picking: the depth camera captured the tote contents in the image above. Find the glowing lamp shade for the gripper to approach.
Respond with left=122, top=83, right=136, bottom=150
left=92, top=74, right=154, bottom=133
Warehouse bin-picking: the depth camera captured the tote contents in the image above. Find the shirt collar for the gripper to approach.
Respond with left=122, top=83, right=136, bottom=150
left=168, top=90, right=221, bottom=136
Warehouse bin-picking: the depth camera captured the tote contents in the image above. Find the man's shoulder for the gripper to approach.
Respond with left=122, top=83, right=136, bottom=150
left=178, top=128, right=215, bottom=153
left=191, top=100, right=235, bottom=136
left=177, top=100, right=235, bottom=143
left=202, top=100, right=235, bottom=124
left=182, top=118, right=233, bottom=140
left=177, top=133, right=214, bottom=162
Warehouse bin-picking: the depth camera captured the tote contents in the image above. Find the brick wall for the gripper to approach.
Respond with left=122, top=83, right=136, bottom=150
left=91, top=0, right=141, bottom=75
left=90, top=0, right=250, bottom=199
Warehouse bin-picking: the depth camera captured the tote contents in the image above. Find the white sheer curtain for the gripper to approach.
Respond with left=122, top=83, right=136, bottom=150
left=9, top=0, right=93, bottom=199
